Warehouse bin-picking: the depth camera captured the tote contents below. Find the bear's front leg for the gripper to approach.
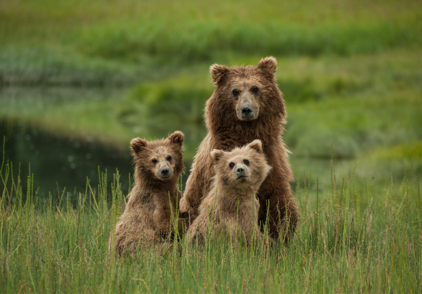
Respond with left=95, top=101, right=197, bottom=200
left=180, top=137, right=215, bottom=215
left=185, top=213, right=208, bottom=245
left=180, top=168, right=204, bottom=216
left=258, top=192, right=299, bottom=244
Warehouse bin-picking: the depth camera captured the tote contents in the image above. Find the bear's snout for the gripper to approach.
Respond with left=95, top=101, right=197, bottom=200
left=160, top=168, right=170, bottom=177
left=235, top=164, right=250, bottom=180
left=236, top=94, right=259, bottom=121
left=155, top=163, right=173, bottom=180
left=236, top=166, right=245, bottom=175
left=241, top=105, right=254, bottom=119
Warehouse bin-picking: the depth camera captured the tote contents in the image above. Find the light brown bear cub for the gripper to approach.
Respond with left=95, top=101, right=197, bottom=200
left=109, top=131, right=191, bottom=255
left=186, top=140, right=272, bottom=245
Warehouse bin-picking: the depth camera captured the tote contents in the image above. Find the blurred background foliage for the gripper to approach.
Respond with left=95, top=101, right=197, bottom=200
left=0, top=0, right=421, bottom=195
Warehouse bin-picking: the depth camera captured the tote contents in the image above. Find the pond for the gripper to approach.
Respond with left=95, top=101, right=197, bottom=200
left=0, top=87, right=137, bottom=200
left=0, top=118, right=134, bottom=199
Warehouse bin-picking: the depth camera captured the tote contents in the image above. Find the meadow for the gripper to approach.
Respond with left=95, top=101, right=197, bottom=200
left=1, top=148, right=421, bottom=293
left=1, top=0, right=422, bottom=292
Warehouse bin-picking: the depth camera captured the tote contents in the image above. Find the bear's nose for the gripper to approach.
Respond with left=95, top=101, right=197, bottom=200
left=161, top=168, right=170, bottom=177
left=241, top=105, right=253, bottom=119
left=236, top=167, right=245, bottom=176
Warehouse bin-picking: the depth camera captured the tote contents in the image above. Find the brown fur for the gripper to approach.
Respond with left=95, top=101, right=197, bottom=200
left=180, top=57, right=299, bottom=242
left=186, top=140, right=273, bottom=245
left=109, top=131, right=192, bottom=255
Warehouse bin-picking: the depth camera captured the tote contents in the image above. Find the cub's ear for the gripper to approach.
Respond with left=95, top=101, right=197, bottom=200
left=167, top=131, right=184, bottom=146
left=257, top=56, right=277, bottom=74
left=131, top=137, right=147, bottom=154
left=248, top=139, right=263, bottom=154
left=210, top=64, right=229, bottom=86
left=210, top=149, right=225, bottom=163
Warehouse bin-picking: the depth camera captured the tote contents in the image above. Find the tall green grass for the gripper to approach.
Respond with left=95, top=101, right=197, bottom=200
left=1, top=145, right=421, bottom=292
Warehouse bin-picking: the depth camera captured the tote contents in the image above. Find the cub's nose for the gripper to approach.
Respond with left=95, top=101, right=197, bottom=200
left=241, top=105, right=253, bottom=119
left=161, top=168, right=170, bottom=177
left=236, top=167, right=245, bottom=176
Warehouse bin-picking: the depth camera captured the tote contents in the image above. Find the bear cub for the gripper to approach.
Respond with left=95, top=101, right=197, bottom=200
left=186, top=140, right=273, bottom=245
left=109, top=131, right=192, bottom=255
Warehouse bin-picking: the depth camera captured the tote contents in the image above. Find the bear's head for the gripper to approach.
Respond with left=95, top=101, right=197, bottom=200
left=208, top=57, right=286, bottom=125
left=210, top=140, right=272, bottom=191
left=131, top=131, right=185, bottom=182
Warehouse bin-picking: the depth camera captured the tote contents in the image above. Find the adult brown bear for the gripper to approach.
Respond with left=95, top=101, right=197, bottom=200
left=180, top=57, right=299, bottom=243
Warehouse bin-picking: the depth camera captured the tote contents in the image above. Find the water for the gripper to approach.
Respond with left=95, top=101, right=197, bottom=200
left=0, top=119, right=133, bottom=198
left=0, top=86, right=136, bottom=199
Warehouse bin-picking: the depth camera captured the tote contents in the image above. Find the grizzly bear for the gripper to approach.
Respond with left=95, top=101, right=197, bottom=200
left=109, top=131, right=192, bottom=255
left=186, top=140, right=273, bottom=245
left=180, top=57, right=299, bottom=243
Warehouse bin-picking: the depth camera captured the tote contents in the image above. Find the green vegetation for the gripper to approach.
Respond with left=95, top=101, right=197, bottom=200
left=1, top=49, right=421, bottom=162
left=1, top=0, right=421, bottom=85
left=1, top=1, right=421, bottom=160
left=1, top=149, right=421, bottom=292
left=1, top=0, right=421, bottom=291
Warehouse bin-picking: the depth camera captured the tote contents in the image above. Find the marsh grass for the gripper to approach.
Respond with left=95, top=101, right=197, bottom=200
left=1, top=143, right=421, bottom=293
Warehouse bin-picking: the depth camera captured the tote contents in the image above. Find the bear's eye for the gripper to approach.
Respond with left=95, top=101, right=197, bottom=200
left=152, top=159, right=158, bottom=164
left=232, top=89, right=240, bottom=97
left=243, top=159, right=250, bottom=166
left=166, top=156, right=172, bottom=161
left=229, top=162, right=235, bottom=169
left=250, top=86, right=259, bottom=94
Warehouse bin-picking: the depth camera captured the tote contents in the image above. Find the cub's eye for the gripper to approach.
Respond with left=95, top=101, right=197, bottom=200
left=152, top=159, right=158, bottom=164
left=232, top=89, right=240, bottom=97
left=250, top=86, right=259, bottom=94
left=229, top=162, right=235, bottom=169
left=243, top=159, right=250, bottom=166
left=166, top=156, right=172, bottom=161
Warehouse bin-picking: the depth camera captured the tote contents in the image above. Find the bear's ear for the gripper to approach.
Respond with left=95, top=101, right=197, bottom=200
left=210, top=64, right=229, bottom=86
left=248, top=139, right=263, bottom=154
left=167, top=131, right=184, bottom=147
left=257, top=57, right=277, bottom=74
left=210, top=149, right=225, bottom=163
left=131, top=137, right=147, bottom=154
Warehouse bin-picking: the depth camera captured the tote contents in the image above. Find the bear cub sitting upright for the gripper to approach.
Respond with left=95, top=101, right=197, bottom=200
left=186, top=140, right=272, bottom=245
left=109, top=131, right=192, bottom=255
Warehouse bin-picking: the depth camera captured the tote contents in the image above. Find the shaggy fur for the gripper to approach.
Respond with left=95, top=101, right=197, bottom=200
left=109, top=131, right=191, bottom=255
left=180, top=57, right=299, bottom=242
left=186, top=140, right=273, bottom=245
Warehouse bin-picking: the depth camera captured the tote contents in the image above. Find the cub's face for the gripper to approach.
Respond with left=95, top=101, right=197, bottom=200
left=209, top=57, right=286, bottom=122
left=145, top=146, right=177, bottom=180
left=131, top=131, right=184, bottom=181
left=211, top=140, right=272, bottom=190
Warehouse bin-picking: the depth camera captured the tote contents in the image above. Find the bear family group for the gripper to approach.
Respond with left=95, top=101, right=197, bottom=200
left=109, top=57, right=300, bottom=255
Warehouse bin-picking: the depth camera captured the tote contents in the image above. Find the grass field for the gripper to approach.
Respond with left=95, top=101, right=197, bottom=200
left=1, top=0, right=422, bottom=292
left=1, top=149, right=421, bottom=293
